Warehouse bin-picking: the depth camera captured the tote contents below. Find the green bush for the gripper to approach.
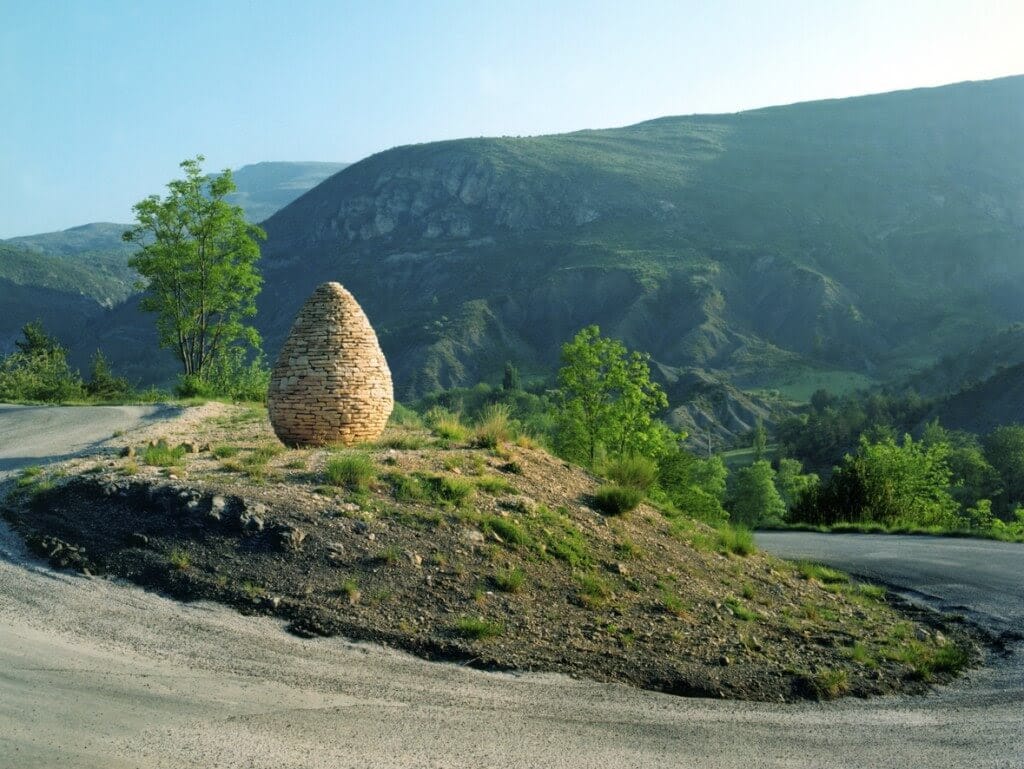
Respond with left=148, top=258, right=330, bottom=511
left=604, top=455, right=658, bottom=492
left=325, top=452, right=376, bottom=491
left=592, top=484, right=643, bottom=515
left=85, top=350, right=131, bottom=400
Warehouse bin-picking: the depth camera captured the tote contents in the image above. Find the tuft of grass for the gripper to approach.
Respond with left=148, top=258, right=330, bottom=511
left=480, top=515, right=531, bottom=548
left=797, top=561, right=849, bottom=585
left=143, top=441, right=186, bottom=467
left=339, top=577, right=361, bottom=603
left=121, top=459, right=139, bottom=476
left=811, top=668, right=850, bottom=699
left=855, top=583, right=887, bottom=601
left=16, top=466, right=44, bottom=487
left=376, top=433, right=429, bottom=450
left=889, top=639, right=971, bottom=681
left=492, top=566, right=526, bottom=593
left=592, top=484, right=643, bottom=516
left=604, top=455, right=658, bottom=492
left=614, top=536, right=642, bottom=560
left=716, top=524, right=756, bottom=556
left=378, top=545, right=402, bottom=565
left=168, top=547, right=191, bottom=570
left=325, top=452, right=376, bottom=492
left=660, top=590, right=689, bottom=617
left=245, top=444, right=283, bottom=467
left=419, top=473, right=475, bottom=508
left=847, top=641, right=877, bottom=667
left=212, top=444, right=241, bottom=459
left=453, top=616, right=504, bottom=640
left=475, top=475, right=515, bottom=495
left=384, top=471, right=427, bottom=502
left=576, top=571, right=613, bottom=608
left=472, top=403, right=513, bottom=449
left=425, top=407, right=468, bottom=442
left=725, top=596, right=760, bottom=621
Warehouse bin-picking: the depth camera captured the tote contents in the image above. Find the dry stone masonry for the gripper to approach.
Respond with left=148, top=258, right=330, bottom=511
left=268, top=282, right=393, bottom=446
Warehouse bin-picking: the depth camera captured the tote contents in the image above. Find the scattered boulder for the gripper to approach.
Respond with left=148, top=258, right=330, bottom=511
left=126, top=532, right=150, bottom=548
left=272, top=524, right=307, bottom=552
left=119, top=446, right=136, bottom=458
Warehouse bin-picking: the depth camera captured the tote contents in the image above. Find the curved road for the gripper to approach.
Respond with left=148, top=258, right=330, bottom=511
left=0, top=406, right=1021, bottom=769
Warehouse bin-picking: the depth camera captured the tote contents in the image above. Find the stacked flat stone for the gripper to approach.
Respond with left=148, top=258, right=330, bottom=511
left=268, top=282, right=393, bottom=447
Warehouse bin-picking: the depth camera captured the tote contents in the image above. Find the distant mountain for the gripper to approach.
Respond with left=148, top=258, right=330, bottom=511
left=13, top=78, right=1024, bottom=448
left=241, top=76, right=1024, bottom=409
left=931, top=362, right=1024, bottom=435
left=225, top=161, right=348, bottom=224
left=1, top=161, right=347, bottom=354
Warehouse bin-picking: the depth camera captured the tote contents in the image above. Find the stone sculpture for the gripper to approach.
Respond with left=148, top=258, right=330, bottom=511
left=268, top=282, right=393, bottom=446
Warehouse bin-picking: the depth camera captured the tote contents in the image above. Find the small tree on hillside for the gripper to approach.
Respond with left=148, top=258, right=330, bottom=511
left=554, top=325, right=668, bottom=465
left=124, top=155, right=265, bottom=385
left=728, top=460, right=786, bottom=527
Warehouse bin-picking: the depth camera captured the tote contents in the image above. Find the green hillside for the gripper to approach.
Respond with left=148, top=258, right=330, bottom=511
left=251, top=76, right=1024, bottom=407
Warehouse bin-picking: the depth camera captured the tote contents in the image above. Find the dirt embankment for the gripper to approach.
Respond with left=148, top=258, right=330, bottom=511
left=2, top=403, right=979, bottom=702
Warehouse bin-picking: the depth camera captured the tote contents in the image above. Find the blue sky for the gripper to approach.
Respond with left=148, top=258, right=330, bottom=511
left=2, top=0, right=1022, bottom=237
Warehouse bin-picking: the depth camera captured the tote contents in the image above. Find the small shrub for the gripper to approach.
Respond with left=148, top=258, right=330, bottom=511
left=121, top=459, right=139, bottom=476
left=473, top=403, right=513, bottom=449
left=492, top=566, right=526, bottom=593
left=388, top=402, right=424, bottom=428
left=592, top=484, right=643, bottom=516
left=453, top=616, right=504, bottom=640
left=604, top=455, right=658, bottom=492
left=144, top=441, right=186, bottom=467
left=325, top=452, right=376, bottom=491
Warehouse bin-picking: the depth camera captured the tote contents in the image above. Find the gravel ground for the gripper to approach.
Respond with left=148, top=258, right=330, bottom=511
left=1, top=405, right=1022, bottom=768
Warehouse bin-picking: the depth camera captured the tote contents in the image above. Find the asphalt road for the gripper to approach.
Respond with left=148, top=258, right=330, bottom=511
left=0, top=405, right=1022, bottom=769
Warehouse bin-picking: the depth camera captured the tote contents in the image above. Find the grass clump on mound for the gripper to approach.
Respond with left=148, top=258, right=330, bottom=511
left=325, top=452, right=376, bottom=492
left=143, top=440, right=186, bottom=467
left=419, top=473, right=475, bottom=508
left=593, top=484, right=643, bottom=515
left=424, top=407, right=468, bottom=442
left=472, top=403, right=513, bottom=449
left=453, top=616, right=504, bottom=640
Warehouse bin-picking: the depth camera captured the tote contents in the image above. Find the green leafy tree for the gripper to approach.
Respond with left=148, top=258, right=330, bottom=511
left=502, top=361, right=521, bottom=392
left=124, top=155, right=265, bottom=382
left=750, top=418, right=768, bottom=461
left=0, top=322, right=83, bottom=402
left=792, top=434, right=959, bottom=528
left=775, top=457, right=819, bottom=511
left=85, top=350, right=131, bottom=400
left=554, top=326, right=668, bottom=465
left=983, top=425, right=1024, bottom=512
left=657, top=449, right=729, bottom=523
left=728, top=460, right=786, bottom=526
